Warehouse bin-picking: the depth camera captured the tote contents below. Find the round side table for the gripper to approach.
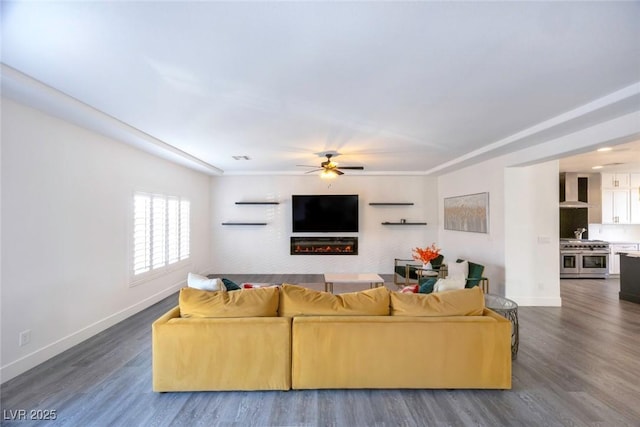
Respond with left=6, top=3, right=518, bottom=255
left=484, top=294, right=519, bottom=359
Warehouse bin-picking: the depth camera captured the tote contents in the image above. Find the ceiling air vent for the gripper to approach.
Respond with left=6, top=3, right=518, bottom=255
left=232, top=155, right=250, bottom=160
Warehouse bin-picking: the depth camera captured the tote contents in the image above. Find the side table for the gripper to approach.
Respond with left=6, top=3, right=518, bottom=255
left=484, top=294, right=519, bottom=359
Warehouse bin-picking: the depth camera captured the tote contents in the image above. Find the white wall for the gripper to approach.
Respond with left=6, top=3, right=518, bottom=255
left=504, top=161, right=561, bottom=306
left=209, top=175, right=438, bottom=274
left=0, top=98, right=211, bottom=382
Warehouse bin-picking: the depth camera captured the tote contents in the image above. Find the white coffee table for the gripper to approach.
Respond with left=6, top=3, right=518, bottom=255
left=323, top=273, right=385, bottom=293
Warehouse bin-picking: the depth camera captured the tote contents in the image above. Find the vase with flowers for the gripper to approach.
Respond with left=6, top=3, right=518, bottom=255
left=412, top=243, right=441, bottom=270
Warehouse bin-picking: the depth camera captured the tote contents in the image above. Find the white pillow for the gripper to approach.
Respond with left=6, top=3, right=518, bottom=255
left=448, top=260, right=469, bottom=280
left=187, top=273, right=226, bottom=292
left=433, top=277, right=466, bottom=293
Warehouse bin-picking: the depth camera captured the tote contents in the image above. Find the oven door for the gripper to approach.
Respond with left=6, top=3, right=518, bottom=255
left=560, top=251, right=581, bottom=276
left=581, top=252, right=609, bottom=274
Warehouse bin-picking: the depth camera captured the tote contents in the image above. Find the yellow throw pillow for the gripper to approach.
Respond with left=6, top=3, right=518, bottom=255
left=390, top=286, right=485, bottom=316
left=279, top=284, right=390, bottom=317
left=179, top=286, right=279, bottom=318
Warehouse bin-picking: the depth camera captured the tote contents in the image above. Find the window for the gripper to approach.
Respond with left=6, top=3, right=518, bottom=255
left=133, top=192, right=190, bottom=276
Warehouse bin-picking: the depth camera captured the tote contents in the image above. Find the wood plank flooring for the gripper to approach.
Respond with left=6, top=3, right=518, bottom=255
left=2, top=275, right=639, bottom=426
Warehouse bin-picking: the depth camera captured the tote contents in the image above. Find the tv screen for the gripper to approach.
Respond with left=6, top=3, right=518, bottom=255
left=292, top=195, right=359, bottom=232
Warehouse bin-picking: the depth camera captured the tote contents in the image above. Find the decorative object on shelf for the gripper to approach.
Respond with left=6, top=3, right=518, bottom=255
left=412, top=243, right=441, bottom=268
left=444, top=192, right=489, bottom=233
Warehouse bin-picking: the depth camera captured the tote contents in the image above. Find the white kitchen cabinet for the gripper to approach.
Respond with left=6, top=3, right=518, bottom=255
left=631, top=174, right=640, bottom=224
left=602, top=189, right=630, bottom=224
left=631, top=186, right=640, bottom=224
left=602, top=173, right=630, bottom=188
left=610, top=243, right=639, bottom=274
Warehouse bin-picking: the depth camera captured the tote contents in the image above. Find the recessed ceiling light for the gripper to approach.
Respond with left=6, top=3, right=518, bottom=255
left=596, top=147, right=612, bottom=152
left=592, top=165, right=603, bottom=169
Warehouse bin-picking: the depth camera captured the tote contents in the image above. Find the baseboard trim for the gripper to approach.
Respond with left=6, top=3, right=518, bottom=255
left=0, top=281, right=184, bottom=384
left=509, top=296, right=562, bottom=307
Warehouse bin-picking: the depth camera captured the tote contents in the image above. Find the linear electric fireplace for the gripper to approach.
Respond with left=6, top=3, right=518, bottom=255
left=291, top=237, right=358, bottom=255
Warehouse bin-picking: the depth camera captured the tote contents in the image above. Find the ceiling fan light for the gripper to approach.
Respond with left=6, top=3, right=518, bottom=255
left=320, top=169, right=338, bottom=179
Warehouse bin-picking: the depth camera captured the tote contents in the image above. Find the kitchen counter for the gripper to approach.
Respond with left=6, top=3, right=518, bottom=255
left=618, top=251, right=640, bottom=303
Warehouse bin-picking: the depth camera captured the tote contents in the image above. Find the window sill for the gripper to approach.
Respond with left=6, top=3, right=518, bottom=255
left=129, top=260, right=192, bottom=288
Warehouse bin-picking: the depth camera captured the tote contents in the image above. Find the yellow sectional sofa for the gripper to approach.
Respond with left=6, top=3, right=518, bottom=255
left=152, top=284, right=511, bottom=392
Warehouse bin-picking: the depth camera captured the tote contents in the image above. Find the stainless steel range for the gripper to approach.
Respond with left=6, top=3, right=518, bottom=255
left=560, top=239, right=610, bottom=279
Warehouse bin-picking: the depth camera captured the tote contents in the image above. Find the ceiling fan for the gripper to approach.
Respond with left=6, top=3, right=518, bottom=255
left=297, top=153, right=364, bottom=178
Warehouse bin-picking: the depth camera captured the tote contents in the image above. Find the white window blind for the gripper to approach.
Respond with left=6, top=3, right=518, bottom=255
left=133, top=195, right=151, bottom=275
left=167, top=198, right=180, bottom=265
left=180, top=200, right=191, bottom=260
left=133, top=192, right=190, bottom=276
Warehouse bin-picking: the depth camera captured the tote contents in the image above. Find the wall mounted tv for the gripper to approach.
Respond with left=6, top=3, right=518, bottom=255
left=292, top=195, right=359, bottom=232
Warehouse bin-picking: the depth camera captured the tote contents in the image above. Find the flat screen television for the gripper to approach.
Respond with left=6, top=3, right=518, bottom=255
left=292, top=195, right=359, bottom=232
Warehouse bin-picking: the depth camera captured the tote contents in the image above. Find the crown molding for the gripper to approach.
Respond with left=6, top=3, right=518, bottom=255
left=1, top=64, right=223, bottom=176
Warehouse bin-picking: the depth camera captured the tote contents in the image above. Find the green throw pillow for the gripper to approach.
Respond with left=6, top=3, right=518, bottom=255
left=418, top=277, right=438, bottom=294
left=221, top=278, right=241, bottom=291
left=465, top=262, right=485, bottom=288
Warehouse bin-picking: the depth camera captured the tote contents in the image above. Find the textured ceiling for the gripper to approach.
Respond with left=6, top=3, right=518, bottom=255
left=2, top=1, right=639, bottom=175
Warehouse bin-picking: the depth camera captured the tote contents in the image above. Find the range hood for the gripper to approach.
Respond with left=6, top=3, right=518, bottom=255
left=559, top=172, right=589, bottom=208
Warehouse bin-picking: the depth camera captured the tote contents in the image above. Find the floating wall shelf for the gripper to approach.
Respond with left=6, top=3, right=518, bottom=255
left=369, top=202, right=414, bottom=206
left=381, top=222, right=427, bottom=225
left=235, top=202, right=280, bottom=205
left=221, top=222, right=268, bottom=226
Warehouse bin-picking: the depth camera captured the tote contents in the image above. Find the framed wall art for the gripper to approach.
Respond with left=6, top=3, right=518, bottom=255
left=444, top=192, right=489, bottom=233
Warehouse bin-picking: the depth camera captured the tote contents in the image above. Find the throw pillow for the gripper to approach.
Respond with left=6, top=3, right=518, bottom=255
left=187, top=272, right=226, bottom=292
left=418, top=277, right=438, bottom=294
left=243, top=283, right=279, bottom=289
left=221, top=278, right=241, bottom=291
left=433, top=277, right=466, bottom=293
left=179, top=286, right=279, bottom=318
left=279, top=284, right=390, bottom=317
left=390, top=286, right=485, bottom=316
left=448, top=260, right=469, bottom=280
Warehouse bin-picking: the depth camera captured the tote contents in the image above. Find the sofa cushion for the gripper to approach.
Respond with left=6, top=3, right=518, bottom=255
left=188, top=272, right=226, bottom=292
left=390, top=286, right=485, bottom=316
left=179, top=286, right=279, bottom=318
left=279, top=284, right=390, bottom=317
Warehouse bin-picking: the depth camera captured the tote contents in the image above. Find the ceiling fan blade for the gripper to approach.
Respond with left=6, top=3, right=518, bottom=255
left=335, top=169, right=345, bottom=175
left=338, top=166, right=364, bottom=170
left=304, top=169, right=322, bottom=174
left=296, top=164, right=320, bottom=168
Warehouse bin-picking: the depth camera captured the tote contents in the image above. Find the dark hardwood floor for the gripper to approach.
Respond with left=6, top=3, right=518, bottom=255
left=2, top=275, right=639, bottom=426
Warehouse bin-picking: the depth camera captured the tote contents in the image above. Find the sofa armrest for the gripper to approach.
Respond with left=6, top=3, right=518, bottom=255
left=152, top=306, right=181, bottom=326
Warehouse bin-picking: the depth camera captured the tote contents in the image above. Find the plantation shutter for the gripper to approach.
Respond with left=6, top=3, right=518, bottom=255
left=167, top=198, right=180, bottom=264
left=133, top=194, right=151, bottom=275
left=180, top=200, right=190, bottom=260
left=133, top=192, right=190, bottom=277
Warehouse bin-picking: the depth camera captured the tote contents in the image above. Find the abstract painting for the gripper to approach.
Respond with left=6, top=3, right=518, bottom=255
left=444, top=192, right=489, bottom=233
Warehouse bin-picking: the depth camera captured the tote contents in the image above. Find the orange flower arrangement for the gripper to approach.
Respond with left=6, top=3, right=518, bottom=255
left=412, top=243, right=441, bottom=264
